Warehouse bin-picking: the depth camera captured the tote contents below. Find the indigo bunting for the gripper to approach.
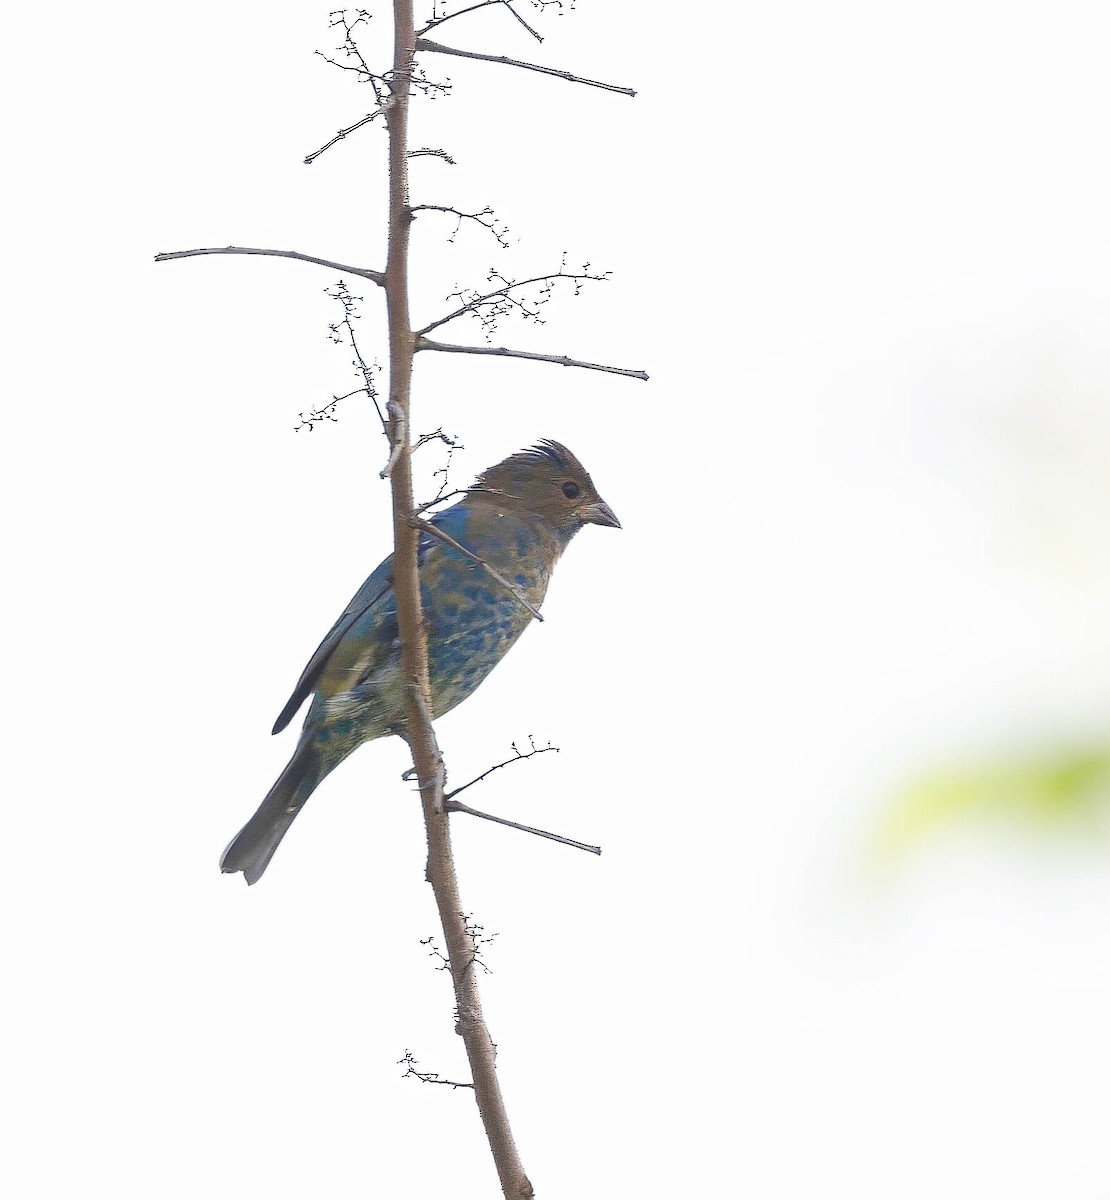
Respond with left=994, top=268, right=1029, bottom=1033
left=221, top=439, right=620, bottom=884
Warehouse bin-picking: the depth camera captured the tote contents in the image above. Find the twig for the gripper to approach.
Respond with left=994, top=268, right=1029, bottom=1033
left=411, top=204, right=511, bottom=247
left=304, top=107, right=385, bottom=164
left=418, top=264, right=611, bottom=337
left=416, top=335, right=649, bottom=379
left=409, top=146, right=457, bottom=164
left=317, top=8, right=386, bottom=103
left=445, top=739, right=559, bottom=803
left=446, top=799, right=602, bottom=856
left=414, top=518, right=544, bottom=622
left=410, top=65, right=454, bottom=100
left=418, top=0, right=544, bottom=43
left=399, top=1050, right=475, bottom=1089
left=317, top=49, right=384, bottom=87
left=414, top=430, right=463, bottom=510
left=415, top=487, right=469, bottom=515
left=415, top=482, right=527, bottom=515
left=414, top=427, right=463, bottom=452
left=295, top=386, right=378, bottom=432
left=153, top=246, right=385, bottom=286
left=416, top=38, right=637, bottom=96
left=325, top=281, right=385, bottom=427
left=421, top=918, right=497, bottom=977
left=499, top=1, right=544, bottom=42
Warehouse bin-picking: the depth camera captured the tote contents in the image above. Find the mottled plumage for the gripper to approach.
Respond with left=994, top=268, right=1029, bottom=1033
left=221, top=440, right=620, bottom=884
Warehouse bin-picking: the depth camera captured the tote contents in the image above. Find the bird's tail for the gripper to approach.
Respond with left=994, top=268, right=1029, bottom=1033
left=220, top=738, right=340, bottom=885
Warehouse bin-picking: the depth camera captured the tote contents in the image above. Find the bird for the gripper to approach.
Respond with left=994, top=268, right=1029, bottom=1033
left=220, top=439, right=621, bottom=884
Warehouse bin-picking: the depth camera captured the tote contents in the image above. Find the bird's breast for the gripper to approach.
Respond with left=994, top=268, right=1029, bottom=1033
left=420, top=517, right=553, bottom=717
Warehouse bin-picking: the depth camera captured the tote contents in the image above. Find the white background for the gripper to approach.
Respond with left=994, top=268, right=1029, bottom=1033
left=5, top=2, right=1110, bottom=1196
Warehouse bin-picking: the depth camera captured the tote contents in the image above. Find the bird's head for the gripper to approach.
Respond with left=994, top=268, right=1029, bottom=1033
left=470, top=439, right=621, bottom=539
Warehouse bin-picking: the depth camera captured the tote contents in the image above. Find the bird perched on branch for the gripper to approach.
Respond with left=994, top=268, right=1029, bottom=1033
left=220, top=439, right=621, bottom=884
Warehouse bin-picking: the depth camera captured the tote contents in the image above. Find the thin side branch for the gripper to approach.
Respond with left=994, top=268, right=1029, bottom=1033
left=304, top=107, right=385, bottom=164
left=295, top=390, right=366, bottom=433
left=416, top=37, right=637, bottom=96
left=414, top=427, right=463, bottom=452
left=444, top=739, right=559, bottom=803
left=409, top=146, right=457, bottom=164
left=399, top=1050, right=475, bottom=1089
left=411, top=204, right=511, bottom=247
left=415, top=487, right=469, bottom=515
left=413, top=430, right=463, bottom=510
left=416, top=335, right=649, bottom=379
left=325, top=281, right=386, bottom=428
left=153, top=246, right=385, bottom=286
left=414, top=518, right=544, bottom=622
left=499, top=1, right=544, bottom=42
left=318, top=7, right=386, bottom=103
left=446, top=799, right=602, bottom=855
left=421, top=918, right=497, bottom=978
left=418, top=0, right=544, bottom=43
left=418, top=265, right=611, bottom=337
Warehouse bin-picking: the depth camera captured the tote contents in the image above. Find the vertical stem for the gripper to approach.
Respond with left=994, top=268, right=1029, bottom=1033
left=383, top=4, right=532, bottom=1197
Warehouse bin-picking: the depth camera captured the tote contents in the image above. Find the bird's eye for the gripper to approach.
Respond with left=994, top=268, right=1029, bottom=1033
left=562, top=481, right=580, bottom=499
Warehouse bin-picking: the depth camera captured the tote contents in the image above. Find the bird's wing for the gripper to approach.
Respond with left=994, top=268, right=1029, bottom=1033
left=270, top=503, right=473, bottom=735
left=271, top=555, right=395, bottom=735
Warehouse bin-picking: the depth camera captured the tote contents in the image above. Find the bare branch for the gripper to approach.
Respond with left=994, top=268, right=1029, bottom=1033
left=410, top=64, right=454, bottom=100
left=413, top=480, right=554, bottom=519
left=438, top=737, right=601, bottom=856
left=418, top=0, right=544, bottom=43
left=317, top=8, right=386, bottom=103
left=316, top=49, right=385, bottom=88
left=420, top=917, right=497, bottom=977
left=153, top=245, right=385, bottom=286
left=409, top=146, right=457, bottom=164
left=416, top=37, right=636, bottom=96
left=416, top=335, right=648, bottom=379
left=414, top=518, right=544, bottom=622
left=399, top=1049, right=474, bottom=1089
left=445, top=737, right=559, bottom=803
left=373, top=8, right=495, bottom=1144
left=411, top=203, right=511, bottom=247
left=414, top=427, right=463, bottom=452
left=500, top=1, right=545, bottom=42
left=317, top=9, right=452, bottom=105
left=294, top=402, right=340, bottom=432
left=295, top=384, right=379, bottom=431
left=419, top=0, right=497, bottom=36
left=304, top=107, right=385, bottom=164
left=413, top=430, right=463, bottom=509
left=447, top=799, right=602, bottom=855
left=317, top=47, right=382, bottom=82
left=324, top=281, right=386, bottom=428
left=417, top=262, right=611, bottom=338
left=415, top=487, right=469, bottom=515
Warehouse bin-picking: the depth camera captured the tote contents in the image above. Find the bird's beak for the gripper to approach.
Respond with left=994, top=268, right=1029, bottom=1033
left=583, top=499, right=621, bottom=529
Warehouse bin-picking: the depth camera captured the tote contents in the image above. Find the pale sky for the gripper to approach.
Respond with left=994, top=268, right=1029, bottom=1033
left=7, top=2, right=1110, bottom=1196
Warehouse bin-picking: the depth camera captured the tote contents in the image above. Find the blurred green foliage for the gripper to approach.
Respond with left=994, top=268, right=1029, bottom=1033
left=876, top=747, right=1110, bottom=858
